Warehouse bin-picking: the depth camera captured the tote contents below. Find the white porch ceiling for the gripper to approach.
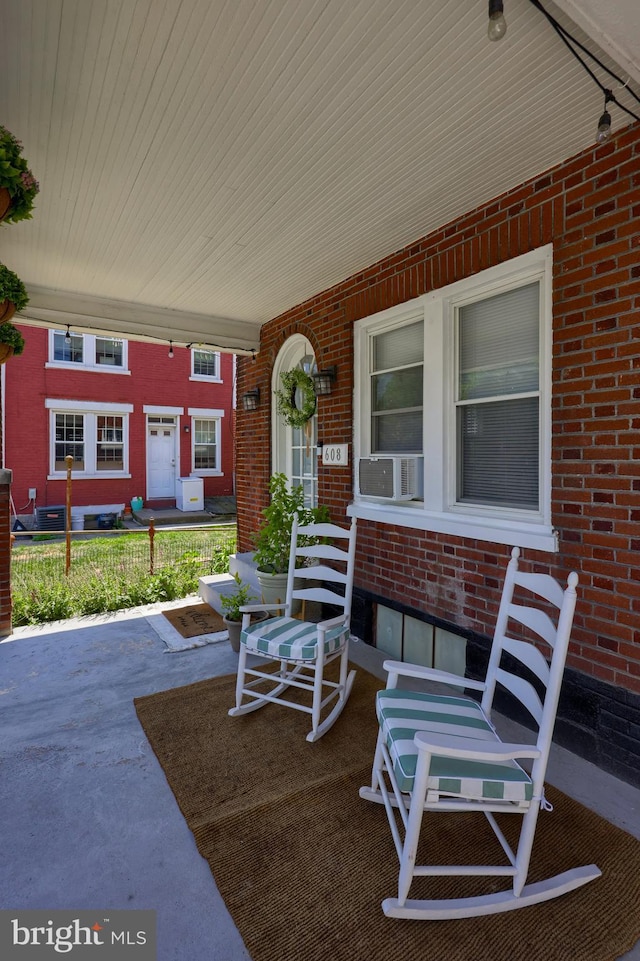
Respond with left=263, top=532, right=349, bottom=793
left=1, top=0, right=638, bottom=353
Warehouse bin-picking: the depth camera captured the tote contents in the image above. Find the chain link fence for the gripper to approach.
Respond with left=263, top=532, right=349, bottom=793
left=11, top=523, right=237, bottom=626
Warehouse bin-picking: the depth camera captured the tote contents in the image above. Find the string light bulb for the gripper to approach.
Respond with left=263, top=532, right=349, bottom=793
left=596, top=90, right=614, bottom=144
left=168, top=340, right=174, bottom=358
left=488, top=0, right=507, bottom=41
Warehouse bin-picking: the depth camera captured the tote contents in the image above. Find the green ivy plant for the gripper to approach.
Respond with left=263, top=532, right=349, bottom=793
left=275, top=367, right=316, bottom=428
left=0, top=263, right=29, bottom=311
left=0, top=322, right=25, bottom=355
left=252, top=472, right=329, bottom=574
left=0, top=126, right=40, bottom=224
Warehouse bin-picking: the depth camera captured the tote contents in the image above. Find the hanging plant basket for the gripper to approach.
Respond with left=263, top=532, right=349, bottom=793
left=0, top=126, right=40, bottom=225
left=0, top=321, right=25, bottom=362
left=0, top=263, right=29, bottom=321
left=0, top=299, right=16, bottom=323
left=275, top=368, right=316, bottom=428
left=0, top=187, right=12, bottom=221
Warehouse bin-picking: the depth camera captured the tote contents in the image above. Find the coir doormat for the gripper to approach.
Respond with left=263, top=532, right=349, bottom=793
left=161, top=602, right=226, bottom=639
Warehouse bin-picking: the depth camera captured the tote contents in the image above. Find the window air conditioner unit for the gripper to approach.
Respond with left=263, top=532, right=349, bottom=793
left=357, top=456, right=419, bottom=500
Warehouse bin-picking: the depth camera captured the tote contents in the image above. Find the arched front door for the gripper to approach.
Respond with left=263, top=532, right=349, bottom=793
left=271, top=335, right=318, bottom=508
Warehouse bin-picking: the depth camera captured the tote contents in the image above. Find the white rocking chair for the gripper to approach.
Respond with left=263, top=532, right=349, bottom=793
left=229, top=514, right=357, bottom=742
left=359, top=547, right=601, bottom=919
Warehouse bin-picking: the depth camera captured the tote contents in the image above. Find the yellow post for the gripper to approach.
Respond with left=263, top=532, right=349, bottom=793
left=65, top=455, right=73, bottom=576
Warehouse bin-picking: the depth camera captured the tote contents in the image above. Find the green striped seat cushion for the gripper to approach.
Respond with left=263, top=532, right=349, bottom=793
left=377, top=688, right=533, bottom=802
left=241, top=615, right=347, bottom=660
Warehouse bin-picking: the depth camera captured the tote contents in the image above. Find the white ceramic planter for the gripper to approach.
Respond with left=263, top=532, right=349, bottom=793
left=256, top=570, right=287, bottom=604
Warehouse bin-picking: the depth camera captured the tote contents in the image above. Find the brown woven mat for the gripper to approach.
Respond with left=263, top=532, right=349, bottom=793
left=134, top=671, right=640, bottom=961
left=161, top=602, right=225, bottom=638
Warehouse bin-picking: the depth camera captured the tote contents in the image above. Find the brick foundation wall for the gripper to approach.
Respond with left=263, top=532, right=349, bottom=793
left=236, top=123, right=640, bottom=780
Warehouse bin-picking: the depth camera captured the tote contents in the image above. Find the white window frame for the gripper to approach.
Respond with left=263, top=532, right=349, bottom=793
left=350, top=245, right=556, bottom=552
left=46, top=330, right=129, bottom=373
left=188, top=407, right=224, bottom=475
left=190, top=349, right=221, bottom=382
left=46, top=399, right=133, bottom=479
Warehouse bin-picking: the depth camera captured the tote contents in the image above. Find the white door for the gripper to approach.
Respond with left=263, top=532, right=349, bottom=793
left=272, top=335, right=318, bottom=508
left=147, top=425, right=176, bottom=498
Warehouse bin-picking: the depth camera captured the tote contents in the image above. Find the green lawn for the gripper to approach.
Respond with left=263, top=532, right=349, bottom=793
left=11, top=526, right=236, bottom=626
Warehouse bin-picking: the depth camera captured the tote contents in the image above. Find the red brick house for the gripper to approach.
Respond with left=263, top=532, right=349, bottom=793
left=2, top=324, right=235, bottom=523
left=235, top=121, right=640, bottom=788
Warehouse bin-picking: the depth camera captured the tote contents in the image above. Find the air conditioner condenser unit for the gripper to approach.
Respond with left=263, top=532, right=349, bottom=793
left=357, top=456, right=419, bottom=500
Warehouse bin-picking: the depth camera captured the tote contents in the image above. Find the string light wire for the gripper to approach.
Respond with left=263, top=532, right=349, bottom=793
left=527, top=0, right=640, bottom=126
left=23, top=316, right=258, bottom=356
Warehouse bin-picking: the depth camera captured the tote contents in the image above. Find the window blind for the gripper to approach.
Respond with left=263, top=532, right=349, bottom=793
left=459, top=283, right=539, bottom=399
left=457, top=283, right=540, bottom=510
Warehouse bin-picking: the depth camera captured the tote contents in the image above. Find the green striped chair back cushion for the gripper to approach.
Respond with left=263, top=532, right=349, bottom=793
left=241, top=615, right=346, bottom=660
left=377, top=688, right=533, bottom=801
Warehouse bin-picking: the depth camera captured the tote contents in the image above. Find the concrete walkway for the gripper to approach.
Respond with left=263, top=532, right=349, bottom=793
left=1, top=600, right=639, bottom=960
left=0, top=600, right=249, bottom=961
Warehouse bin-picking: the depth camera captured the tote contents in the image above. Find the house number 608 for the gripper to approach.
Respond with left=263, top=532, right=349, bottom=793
left=322, top=444, right=349, bottom=467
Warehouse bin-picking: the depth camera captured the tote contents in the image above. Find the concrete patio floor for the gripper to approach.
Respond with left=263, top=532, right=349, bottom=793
left=1, top=598, right=639, bottom=960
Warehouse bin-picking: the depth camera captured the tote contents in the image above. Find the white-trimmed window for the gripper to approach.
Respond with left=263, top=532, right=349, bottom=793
left=351, top=245, right=555, bottom=552
left=190, top=349, right=220, bottom=381
left=48, top=331, right=128, bottom=372
left=46, top=400, right=132, bottom=478
left=456, top=282, right=540, bottom=511
left=189, top=408, right=224, bottom=474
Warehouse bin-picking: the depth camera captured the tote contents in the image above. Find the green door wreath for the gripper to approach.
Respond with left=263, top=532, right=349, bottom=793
left=275, top=368, right=316, bottom=428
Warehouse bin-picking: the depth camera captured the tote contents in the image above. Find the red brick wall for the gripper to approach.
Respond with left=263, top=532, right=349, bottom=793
left=4, top=332, right=236, bottom=508
left=237, top=122, right=640, bottom=696
left=0, top=469, right=12, bottom=637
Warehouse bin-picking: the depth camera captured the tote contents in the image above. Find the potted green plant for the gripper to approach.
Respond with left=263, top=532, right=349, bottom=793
left=0, top=263, right=29, bottom=322
left=0, top=126, right=40, bottom=225
left=252, top=472, right=329, bottom=607
left=0, top=321, right=25, bottom=363
left=220, top=573, right=259, bottom=652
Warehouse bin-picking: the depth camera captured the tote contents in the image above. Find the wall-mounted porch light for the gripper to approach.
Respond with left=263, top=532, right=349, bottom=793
left=312, top=366, right=336, bottom=396
left=241, top=388, right=260, bottom=411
